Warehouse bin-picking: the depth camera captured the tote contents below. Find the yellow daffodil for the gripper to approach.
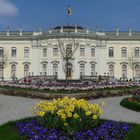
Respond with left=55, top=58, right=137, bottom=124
left=73, top=113, right=79, bottom=118
left=92, top=114, right=98, bottom=120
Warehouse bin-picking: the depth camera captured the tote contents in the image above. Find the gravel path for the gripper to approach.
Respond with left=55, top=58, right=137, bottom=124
left=0, top=94, right=139, bottom=125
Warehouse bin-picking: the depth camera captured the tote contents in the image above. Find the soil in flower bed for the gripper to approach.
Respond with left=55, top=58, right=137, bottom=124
left=120, top=96, right=140, bottom=112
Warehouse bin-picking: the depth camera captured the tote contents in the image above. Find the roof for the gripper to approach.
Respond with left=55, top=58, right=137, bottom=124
left=54, top=25, right=84, bottom=30
left=0, top=25, right=140, bottom=41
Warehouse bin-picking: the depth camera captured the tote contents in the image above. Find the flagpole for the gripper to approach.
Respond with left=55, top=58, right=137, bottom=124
left=67, top=3, right=72, bottom=26
left=67, top=0, right=70, bottom=25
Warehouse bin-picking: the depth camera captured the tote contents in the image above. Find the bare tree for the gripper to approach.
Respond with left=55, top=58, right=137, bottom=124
left=127, top=53, right=138, bottom=81
left=58, top=39, right=79, bottom=80
left=0, top=52, right=8, bottom=81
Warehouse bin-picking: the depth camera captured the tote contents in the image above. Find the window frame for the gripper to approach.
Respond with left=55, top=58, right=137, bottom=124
left=109, top=47, right=114, bottom=58
left=0, top=47, right=4, bottom=58
left=91, top=64, right=95, bottom=76
left=53, top=46, right=58, bottom=57
left=24, top=47, right=30, bottom=58
left=11, top=64, right=16, bottom=78
left=135, top=64, right=140, bottom=78
left=11, top=47, right=17, bottom=58
left=80, top=63, right=85, bottom=76
left=122, top=64, right=127, bottom=78
left=42, top=63, right=47, bottom=75
left=109, top=64, right=114, bottom=77
left=121, top=47, right=127, bottom=58
left=91, top=46, right=95, bottom=57
left=134, top=47, right=139, bottom=58
left=43, top=46, right=47, bottom=58
left=80, top=46, right=85, bottom=57
left=24, top=64, right=29, bottom=77
left=53, top=63, right=58, bottom=76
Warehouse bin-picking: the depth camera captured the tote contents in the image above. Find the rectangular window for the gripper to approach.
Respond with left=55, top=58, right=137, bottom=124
left=109, top=49, right=114, bottom=57
left=80, top=48, right=85, bottom=57
left=24, top=48, right=29, bottom=58
left=0, top=49, right=4, bottom=57
left=53, top=48, right=58, bottom=57
left=134, top=50, right=139, bottom=58
left=91, top=48, right=95, bottom=57
left=122, top=50, right=127, bottom=58
left=12, top=48, right=16, bottom=58
left=43, top=48, right=47, bottom=57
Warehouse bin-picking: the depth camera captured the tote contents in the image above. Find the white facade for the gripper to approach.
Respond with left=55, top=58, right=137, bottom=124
left=0, top=25, right=140, bottom=81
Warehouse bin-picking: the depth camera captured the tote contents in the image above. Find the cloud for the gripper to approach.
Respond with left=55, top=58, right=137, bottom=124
left=0, top=0, right=18, bottom=18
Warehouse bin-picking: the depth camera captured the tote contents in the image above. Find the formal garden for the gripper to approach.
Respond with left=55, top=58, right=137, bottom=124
left=0, top=80, right=140, bottom=140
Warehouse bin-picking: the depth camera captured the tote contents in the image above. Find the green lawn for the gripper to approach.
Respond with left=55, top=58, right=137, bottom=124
left=125, top=124, right=140, bottom=140
left=0, top=121, right=24, bottom=140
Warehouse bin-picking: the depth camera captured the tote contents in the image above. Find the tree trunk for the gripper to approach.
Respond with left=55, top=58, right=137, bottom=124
left=132, top=68, right=134, bottom=81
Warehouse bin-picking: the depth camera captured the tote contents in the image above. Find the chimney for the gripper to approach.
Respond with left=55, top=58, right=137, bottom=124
left=115, top=26, right=119, bottom=36
left=49, top=29, right=52, bottom=33
left=60, top=26, right=63, bottom=33
left=86, top=27, right=89, bottom=34
left=75, top=25, right=77, bottom=33
left=128, top=26, right=132, bottom=36
left=39, top=28, right=42, bottom=35
left=19, top=26, right=23, bottom=36
left=7, top=26, right=10, bottom=36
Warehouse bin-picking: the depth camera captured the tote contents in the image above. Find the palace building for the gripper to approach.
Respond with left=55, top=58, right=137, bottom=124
left=0, top=25, right=140, bottom=81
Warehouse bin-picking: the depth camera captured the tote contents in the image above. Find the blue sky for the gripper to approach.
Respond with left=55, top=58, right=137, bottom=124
left=0, top=0, right=140, bottom=31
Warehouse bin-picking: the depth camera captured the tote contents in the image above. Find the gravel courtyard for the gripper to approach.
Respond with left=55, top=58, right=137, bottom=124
left=0, top=94, right=139, bottom=125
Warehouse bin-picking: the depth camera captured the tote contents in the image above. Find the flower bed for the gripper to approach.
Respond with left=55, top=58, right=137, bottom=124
left=33, top=97, right=103, bottom=133
left=14, top=97, right=133, bottom=139
left=3, top=81, right=140, bottom=91
left=16, top=119, right=133, bottom=140
left=120, top=93, right=140, bottom=112
left=0, top=86, right=140, bottom=100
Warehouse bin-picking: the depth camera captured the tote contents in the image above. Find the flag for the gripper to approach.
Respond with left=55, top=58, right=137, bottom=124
left=68, top=5, right=72, bottom=16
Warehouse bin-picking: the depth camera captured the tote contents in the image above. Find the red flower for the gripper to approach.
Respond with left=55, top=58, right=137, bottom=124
left=128, top=98, right=133, bottom=102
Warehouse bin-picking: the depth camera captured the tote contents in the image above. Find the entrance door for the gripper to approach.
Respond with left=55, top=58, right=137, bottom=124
left=67, top=64, right=72, bottom=79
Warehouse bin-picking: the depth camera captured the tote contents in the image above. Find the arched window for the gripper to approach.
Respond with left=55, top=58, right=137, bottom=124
left=0, top=64, right=2, bottom=78
left=121, top=47, right=127, bottom=58
left=24, top=47, right=30, bottom=58
left=11, top=47, right=16, bottom=58
left=53, top=64, right=58, bottom=76
left=53, top=46, right=58, bottom=57
left=122, top=64, right=127, bottom=78
left=91, top=64, right=95, bottom=76
left=42, top=64, right=47, bottom=75
left=135, top=65, right=140, bottom=78
left=80, top=46, right=85, bottom=57
left=91, top=46, right=95, bottom=57
left=134, top=47, right=139, bottom=58
left=80, top=64, right=85, bottom=76
left=109, top=47, right=114, bottom=57
left=0, top=47, right=4, bottom=57
left=24, top=64, right=29, bottom=77
left=43, top=47, right=47, bottom=57
left=11, top=64, right=16, bottom=78
left=109, top=64, right=114, bottom=77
